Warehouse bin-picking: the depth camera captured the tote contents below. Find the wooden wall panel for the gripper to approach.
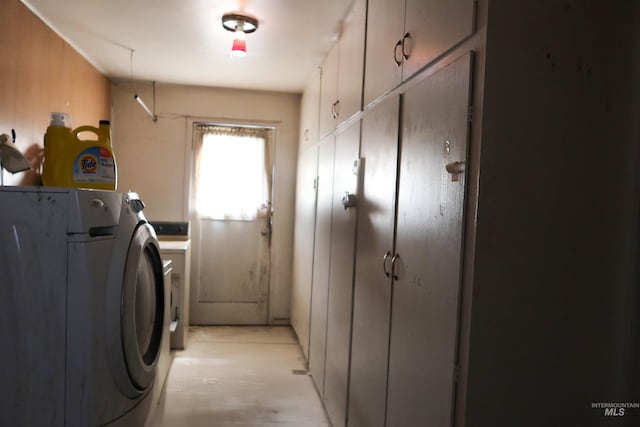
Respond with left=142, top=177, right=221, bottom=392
left=0, top=0, right=110, bottom=185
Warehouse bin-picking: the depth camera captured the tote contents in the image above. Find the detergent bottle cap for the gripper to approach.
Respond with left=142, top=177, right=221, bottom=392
left=50, top=112, right=71, bottom=128
left=99, top=120, right=110, bottom=126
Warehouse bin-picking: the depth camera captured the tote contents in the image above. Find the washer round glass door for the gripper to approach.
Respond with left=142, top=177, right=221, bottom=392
left=121, top=223, right=165, bottom=391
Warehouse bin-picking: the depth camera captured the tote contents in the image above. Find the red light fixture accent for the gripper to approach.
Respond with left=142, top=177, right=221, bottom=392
left=231, top=30, right=247, bottom=57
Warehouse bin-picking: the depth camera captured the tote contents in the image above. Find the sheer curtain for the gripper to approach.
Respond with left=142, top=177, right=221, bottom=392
left=193, top=125, right=270, bottom=220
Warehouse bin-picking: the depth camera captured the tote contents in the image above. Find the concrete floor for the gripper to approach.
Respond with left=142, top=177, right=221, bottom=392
left=150, top=326, right=331, bottom=426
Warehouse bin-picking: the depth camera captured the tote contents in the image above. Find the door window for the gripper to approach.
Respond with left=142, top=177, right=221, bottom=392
left=195, top=126, right=269, bottom=220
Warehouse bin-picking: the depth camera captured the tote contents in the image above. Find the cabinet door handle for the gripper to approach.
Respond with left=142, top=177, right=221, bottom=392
left=393, top=39, right=403, bottom=67
left=331, top=101, right=340, bottom=119
left=391, top=253, right=400, bottom=280
left=383, top=251, right=392, bottom=277
left=401, top=32, right=412, bottom=60
left=334, top=99, right=340, bottom=118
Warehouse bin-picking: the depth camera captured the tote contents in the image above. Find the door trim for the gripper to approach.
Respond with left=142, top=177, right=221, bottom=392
left=187, top=119, right=277, bottom=325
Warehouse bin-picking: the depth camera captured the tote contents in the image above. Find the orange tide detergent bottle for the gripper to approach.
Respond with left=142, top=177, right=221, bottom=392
left=42, top=112, right=117, bottom=190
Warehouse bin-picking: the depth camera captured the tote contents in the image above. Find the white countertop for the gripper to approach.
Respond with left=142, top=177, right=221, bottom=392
left=158, top=240, right=191, bottom=252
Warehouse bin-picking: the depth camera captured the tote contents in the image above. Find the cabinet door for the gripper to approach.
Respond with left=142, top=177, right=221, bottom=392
left=337, top=0, right=366, bottom=124
left=309, top=139, right=336, bottom=394
left=290, top=145, right=319, bottom=359
left=323, top=123, right=361, bottom=427
left=348, top=96, right=400, bottom=427
left=403, top=0, right=476, bottom=80
left=387, top=53, right=472, bottom=427
left=319, top=44, right=340, bottom=139
left=363, top=0, right=405, bottom=106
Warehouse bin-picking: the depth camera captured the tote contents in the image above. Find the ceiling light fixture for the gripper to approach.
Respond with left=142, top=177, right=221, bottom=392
left=222, top=13, right=259, bottom=57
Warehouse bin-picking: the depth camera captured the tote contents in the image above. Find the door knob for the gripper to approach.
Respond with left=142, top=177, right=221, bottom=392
left=341, top=192, right=357, bottom=209
left=445, top=161, right=466, bottom=182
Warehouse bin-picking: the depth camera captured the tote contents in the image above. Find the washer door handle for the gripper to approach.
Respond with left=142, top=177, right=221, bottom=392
left=130, top=198, right=145, bottom=212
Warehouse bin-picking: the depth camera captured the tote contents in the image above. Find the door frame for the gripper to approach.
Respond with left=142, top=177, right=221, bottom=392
left=184, top=117, right=278, bottom=324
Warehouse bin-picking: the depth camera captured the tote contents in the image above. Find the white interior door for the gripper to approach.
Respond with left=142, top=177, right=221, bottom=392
left=190, top=126, right=274, bottom=325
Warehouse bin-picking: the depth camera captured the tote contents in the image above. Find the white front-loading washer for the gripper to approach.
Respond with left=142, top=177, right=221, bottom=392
left=0, top=186, right=169, bottom=426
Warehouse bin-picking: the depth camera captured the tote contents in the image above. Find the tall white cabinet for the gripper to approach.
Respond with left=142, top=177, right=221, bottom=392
left=289, top=145, right=318, bottom=358
left=308, top=138, right=335, bottom=391
left=348, top=53, right=472, bottom=427
left=291, top=0, right=640, bottom=426
left=322, top=123, right=360, bottom=425
left=296, top=0, right=475, bottom=426
left=348, top=95, right=399, bottom=427
left=386, top=53, right=471, bottom=426
left=298, top=1, right=367, bottom=426
left=308, top=123, right=361, bottom=427
left=290, top=68, right=321, bottom=359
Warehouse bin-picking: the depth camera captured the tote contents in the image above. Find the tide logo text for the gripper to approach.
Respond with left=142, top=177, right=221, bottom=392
left=79, top=155, right=98, bottom=173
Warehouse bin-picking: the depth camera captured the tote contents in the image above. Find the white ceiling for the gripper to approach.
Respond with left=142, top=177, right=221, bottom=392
left=21, top=0, right=354, bottom=93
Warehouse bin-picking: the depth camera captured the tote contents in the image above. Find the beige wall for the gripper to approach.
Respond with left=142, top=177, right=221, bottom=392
left=110, top=81, right=301, bottom=323
left=0, top=0, right=110, bottom=185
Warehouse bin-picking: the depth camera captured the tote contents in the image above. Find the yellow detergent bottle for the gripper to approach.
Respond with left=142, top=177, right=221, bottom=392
left=42, top=113, right=118, bottom=190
